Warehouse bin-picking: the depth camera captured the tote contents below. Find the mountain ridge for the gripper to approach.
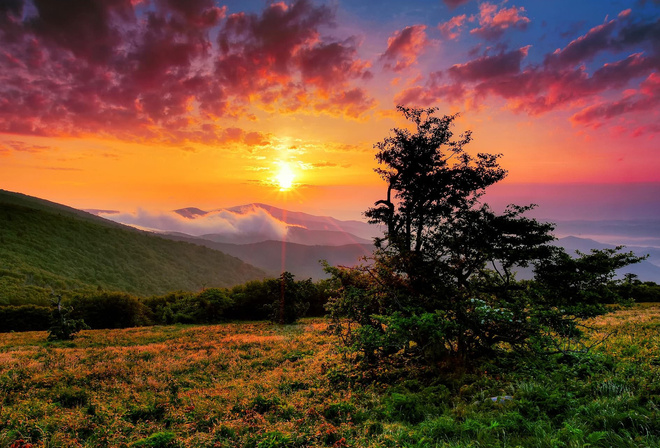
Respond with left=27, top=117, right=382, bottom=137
left=0, top=190, right=267, bottom=305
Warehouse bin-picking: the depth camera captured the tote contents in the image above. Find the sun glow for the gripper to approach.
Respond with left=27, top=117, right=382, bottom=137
left=275, top=163, right=296, bottom=191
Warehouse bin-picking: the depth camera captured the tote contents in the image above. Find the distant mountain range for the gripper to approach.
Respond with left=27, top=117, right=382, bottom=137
left=4, top=188, right=659, bottom=308
left=0, top=190, right=266, bottom=305
left=159, top=204, right=660, bottom=283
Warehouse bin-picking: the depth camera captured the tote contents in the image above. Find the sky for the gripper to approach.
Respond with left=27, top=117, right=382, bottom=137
left=0, top=0, right=659, bottom=222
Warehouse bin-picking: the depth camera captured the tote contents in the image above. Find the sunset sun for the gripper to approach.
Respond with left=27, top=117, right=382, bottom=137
left=275, top=163, right=296, bottom=191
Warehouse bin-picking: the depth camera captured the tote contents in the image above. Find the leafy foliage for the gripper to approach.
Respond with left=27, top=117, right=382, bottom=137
left=326, top=106, right=643, bottom=363
left=47, top=293, right=88, bottom=341
left=264, top=272, right=312, bottom=324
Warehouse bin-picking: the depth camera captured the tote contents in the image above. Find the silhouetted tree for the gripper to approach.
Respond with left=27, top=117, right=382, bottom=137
left=326, top=106, right=642, bottom=363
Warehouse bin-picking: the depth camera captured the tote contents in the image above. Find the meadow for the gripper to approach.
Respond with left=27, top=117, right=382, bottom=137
left=1, top=305, right=660, bottom=448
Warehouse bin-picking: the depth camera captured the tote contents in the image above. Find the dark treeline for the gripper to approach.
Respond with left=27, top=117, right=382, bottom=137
left=0, top=273, right=333, bottom=333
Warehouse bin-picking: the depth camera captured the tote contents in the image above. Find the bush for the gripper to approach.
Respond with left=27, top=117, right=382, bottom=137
left=68, top=292, right=150, bottom=329
left=48, top=293, right=88, bottom=341
left=0, top=305, right=51, bottom=332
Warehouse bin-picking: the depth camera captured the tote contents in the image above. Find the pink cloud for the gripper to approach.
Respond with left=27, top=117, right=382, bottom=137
left=470, top=2, right=530, bottom=41
left=396, top=11, right=660, bottom=133
left=380, top=25, right=429, bottom=72
left=571, top=73, right=660, bottom=126
left=438, top=14, right=469, bottom=40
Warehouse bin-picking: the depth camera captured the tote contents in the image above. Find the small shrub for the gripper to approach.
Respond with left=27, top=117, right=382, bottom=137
left=250, top=395, right=281, bottom=414
left=125, top=403, right=167, bottom=423
left=47, top=293, right=88, bottom=341
left=55, top=386, right=89, bottom=408
left=130, top=431, right=179, bottom=448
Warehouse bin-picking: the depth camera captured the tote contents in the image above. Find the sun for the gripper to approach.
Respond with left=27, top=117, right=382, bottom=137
left=275, top=163, right=296, bottom=191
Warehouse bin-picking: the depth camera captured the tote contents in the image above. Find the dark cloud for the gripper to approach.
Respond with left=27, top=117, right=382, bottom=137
left=0, top=0, right=376, bottom=144
left=448, top=46, right=530, bottom=82
left=298, top=38, right=370, bottom=91
left=544, top=19, right=617, bottom=69
left=29, top=0, right=134, bottom=64
left=442, top=0, right=471, bottom=9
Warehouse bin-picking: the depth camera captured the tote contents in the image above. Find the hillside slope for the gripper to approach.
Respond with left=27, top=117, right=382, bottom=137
left=162, top=233, right=373, bottom=280
left=0, top=190, right=266, bottom=304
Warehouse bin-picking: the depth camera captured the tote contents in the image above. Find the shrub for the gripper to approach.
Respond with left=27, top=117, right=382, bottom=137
left=68, top=292, right=150, bottom=329
left=48, top=293, right=88, bottom=341
left=0, top=305, right=51, bottom=332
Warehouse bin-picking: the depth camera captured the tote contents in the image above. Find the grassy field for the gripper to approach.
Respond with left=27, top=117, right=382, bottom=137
left=1, top=306, right=660, bottom=447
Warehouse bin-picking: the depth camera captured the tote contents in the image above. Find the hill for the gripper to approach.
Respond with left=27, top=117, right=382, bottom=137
left=161, top=233, right=372, bottom=280
left=0, top=190, right=266, bottom=304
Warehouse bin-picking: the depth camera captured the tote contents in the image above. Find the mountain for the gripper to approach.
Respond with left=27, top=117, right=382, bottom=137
left=0, top=190, right=266, bottom=305
left=198, top=226, right=372, bottom=246
left=170, top=203, right=380, bottom=243
left=548, top=236, right=660, bottom=283
left=162, top=233, right=373, bottom=280
left=556, top=236, right=660, bottom=269
left=226, top=203, right=378, bottom=240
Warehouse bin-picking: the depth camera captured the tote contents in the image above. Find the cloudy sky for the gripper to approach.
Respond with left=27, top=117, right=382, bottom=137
left=1, top=0, right=658, bottom=220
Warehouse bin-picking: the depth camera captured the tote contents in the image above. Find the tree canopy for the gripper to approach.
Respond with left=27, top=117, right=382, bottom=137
left=326, top=106, right=644, bottom=364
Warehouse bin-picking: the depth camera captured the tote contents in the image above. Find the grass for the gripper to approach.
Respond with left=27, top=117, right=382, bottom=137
left=1, top=306, right=660, bottom=447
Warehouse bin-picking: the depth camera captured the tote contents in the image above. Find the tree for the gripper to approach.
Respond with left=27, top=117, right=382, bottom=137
left=265, top=272, right=311, bottom=324
left=326, top=106, right=641, bottom=363
left=47, top=292, right=88, bottom=341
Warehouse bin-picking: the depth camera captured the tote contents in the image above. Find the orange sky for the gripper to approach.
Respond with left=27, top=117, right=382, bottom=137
left=1, top=1, right=658, bottom=221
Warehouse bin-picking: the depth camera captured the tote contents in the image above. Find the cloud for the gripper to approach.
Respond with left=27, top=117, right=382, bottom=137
left=1, top=140, right=52, bottom=153
left=448, top=46, right=530, bottom=82
left=442, top=0, right=472, bottom=9
left=313, top=88, right=377, bottom=119
left=101, top=206, right=290, bottom=239
left=298, top=38, right=371, bottom=91
left=380, top=25, right=429, bottom=71
left=470, top=2, right=530, bottom=41
left=395, top=10, right=660, bottom=131
left=438, top=14, right=469, bottom=40
left=544, top=19, right=618, bottom=69
left=0, top=0, right=375, bottom=144
left=28, top=0, right=135, bottom=65
left=571, top=72, right=660, bottom=126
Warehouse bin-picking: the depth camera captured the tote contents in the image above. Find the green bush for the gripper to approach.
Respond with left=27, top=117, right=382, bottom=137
left=130, top=431, right=179, bottom=448
left=68, top=292, right=150, bottom=329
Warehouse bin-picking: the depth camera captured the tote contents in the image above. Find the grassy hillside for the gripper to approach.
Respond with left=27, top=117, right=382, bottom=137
left=1, top=305, right=659, bottom=447
left=0, top=190, right=266, bottom=304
